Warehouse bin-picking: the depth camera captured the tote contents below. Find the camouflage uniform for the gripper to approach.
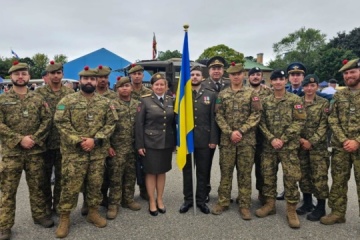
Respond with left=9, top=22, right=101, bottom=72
left=54, top=92, right=117, bottom=212
left=98, top=89, right=118, bottom=100
left=328, top=88, right=360, bottom=217
left=215, top=87, right=262, bottom=208
left=131, top=85, right=152, bottom=101
left=35, top=84, right=74, bottom=213
left=259, top=91, right=306, bottom=203
left=299, top=96, right=330, bottom=199
left=0, top=88, right=51, bottom=230
left=108, top=98, right=139, bottom=205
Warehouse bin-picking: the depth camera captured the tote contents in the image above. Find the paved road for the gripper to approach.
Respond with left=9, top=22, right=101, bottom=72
left=7, top=150, right=360, bottom=239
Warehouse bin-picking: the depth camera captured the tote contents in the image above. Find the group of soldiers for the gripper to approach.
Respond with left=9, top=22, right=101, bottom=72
left=0, top=55, right=359, bottom=239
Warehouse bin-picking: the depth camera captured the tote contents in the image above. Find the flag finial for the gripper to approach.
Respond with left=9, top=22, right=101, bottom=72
left=183, top=24, right=189, bottom=32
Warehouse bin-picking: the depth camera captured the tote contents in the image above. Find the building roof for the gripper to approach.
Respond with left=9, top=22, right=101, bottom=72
left=243, top=59, right=273, bottom=71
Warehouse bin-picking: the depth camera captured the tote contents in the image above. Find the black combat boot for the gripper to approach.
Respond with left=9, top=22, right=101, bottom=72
left=307, top=199, right=326, bottom=221
left=296, top=193, right=315, bottom=215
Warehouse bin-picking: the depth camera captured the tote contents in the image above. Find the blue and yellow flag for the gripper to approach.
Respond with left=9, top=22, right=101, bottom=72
left=174, top=26, right=194, bottom=170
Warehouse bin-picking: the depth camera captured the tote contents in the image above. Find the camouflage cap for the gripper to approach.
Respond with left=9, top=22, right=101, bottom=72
left=46, top=60, right=63, bottom=72
left=338, top=58, right=360, bottom=72
left=190, top=65, right=202, bottom=72
left=287, top=62, right=306, bottom=74
left=270, top=69, right=286, bottom=80
left=115, top=76, right=131, bottom=89
left=8, top=61, right=29, bottom=74
left=78, top=66, right=98, bottom=77
left=128, top=64, right=144, bottom=74
left=248, top=67, right=262, bottom=76
left=96, top=65, right=111, bottom=76
left=302, top=74, right=319, bottom=86
left=150, top=73, right=167, bottom=84
left=207, top=56, right=226, bottom=68
left=226, top=62, right=244, bottom=74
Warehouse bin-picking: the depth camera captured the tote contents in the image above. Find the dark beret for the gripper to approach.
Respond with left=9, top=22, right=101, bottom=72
left=248, top=67, right=262, bottom=76
left=302, top=74, right=319, bottom=86
left=270, top=69, right=286, bottom=80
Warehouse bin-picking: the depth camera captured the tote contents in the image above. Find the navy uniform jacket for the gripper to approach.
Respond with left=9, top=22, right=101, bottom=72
left=193, top=86, right=219, bottom=148
left=286, top=85, right=333, bottom=101
left=135, top=93, right=176, bottom=150
left=201, top=77, right=230, bottom=93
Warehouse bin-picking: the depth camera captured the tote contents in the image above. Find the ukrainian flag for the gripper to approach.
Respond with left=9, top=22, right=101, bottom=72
left=174, top=25, right=194, bottom=170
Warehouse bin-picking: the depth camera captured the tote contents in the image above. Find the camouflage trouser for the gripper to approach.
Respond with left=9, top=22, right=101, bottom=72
left=217, top=145, right=254, bottom=208
left=328, top=149, right=360, bottom=217
left=43, top=149, right=62, bottom=212
left=0, top=154, right=47, bottom=230
left=254, top=143, right=263, bottom=192
left=262, top=150, right=301, bottom=203
left=108, top=151, right=136, bottom=205
left=58, top=156, right=105, bottom=213
left=299, top=149, right=329, bottom=199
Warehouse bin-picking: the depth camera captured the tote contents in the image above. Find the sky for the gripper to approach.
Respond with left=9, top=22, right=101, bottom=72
left=1, top=0, right=359, bottom=66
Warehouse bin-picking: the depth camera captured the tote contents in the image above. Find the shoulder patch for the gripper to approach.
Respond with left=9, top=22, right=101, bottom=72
left=294, top=104, right=303, bottom=109
left=141, top=94, right=152, bottom=98
left=57, top=104, right=65, bottom=110
left=252, top=96, right=260, bottom=101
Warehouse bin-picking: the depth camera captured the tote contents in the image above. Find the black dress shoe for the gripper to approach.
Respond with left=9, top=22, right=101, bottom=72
left=276, top=191, right=285, bottom=200
left=157, top=205, right=166, bottom=214
left=179, top=202, right=193, bottom=213
left=197, top=203, right=210, bottom=214
left=149, top=208, right=158, bottom=216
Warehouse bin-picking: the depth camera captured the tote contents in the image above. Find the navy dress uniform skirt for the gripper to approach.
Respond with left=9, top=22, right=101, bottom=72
left=142, top=148, right=173, bottom=174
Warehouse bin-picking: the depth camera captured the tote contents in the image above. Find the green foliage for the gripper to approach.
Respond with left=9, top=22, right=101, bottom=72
left=245, top=56, right=257, bottom=62
left=31, top=53, right=49, bottom=79
left=157, top=50, right=182, bottom=61
left=327, top=27, right=360, bottom=57
left=197, top=44, right=245, bottom=65
left=0, top=57, right=12, bottom=78
left=54, top=54, right=68, bottom=64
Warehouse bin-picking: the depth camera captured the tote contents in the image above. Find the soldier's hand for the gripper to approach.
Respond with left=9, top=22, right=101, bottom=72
left=108, top=147, right=116, bottom=157
left=80, top=137, right=95, bottom=152
left=343, top=140, right=360, bottom=152
left=209, top=143, right=217, bottom=149
left=271, top=138, right=283, bottom=150
left=138, top=148, right=146, bottom=156
left=20, top=135, right=35, bottom=149
left=230, top=131, right=242, bottom=143
left=300, top=139, right=312, bottom=150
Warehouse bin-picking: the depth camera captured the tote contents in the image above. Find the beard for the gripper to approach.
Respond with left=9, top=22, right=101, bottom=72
left=80, top=83, right=96, bottom=93
left=11, top=79, right=29, bottom=87
left=191, top=81, right=201, bottom=86
left=345, top=76, right=360, bottom=88
left=249, top=81, right=261, bottom=87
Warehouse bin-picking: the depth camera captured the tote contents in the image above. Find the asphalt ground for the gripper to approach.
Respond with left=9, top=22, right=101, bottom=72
left=6, top=149, right=360, bottom=239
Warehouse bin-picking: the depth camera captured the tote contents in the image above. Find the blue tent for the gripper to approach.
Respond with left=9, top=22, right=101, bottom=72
left=63, top=48, right=150, bottom=88
left=0, top=76, right=3, bottom=83
left=319, top=81, right=328, bottom=88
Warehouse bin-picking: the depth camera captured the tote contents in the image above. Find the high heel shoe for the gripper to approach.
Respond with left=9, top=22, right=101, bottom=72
left=149, top=208, right=158, bottom=216
left=157, top=205, right=166, bottom=214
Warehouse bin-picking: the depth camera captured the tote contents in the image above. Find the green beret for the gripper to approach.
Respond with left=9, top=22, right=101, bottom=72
left=8, top=61, right=29, bottom=74
left=115, top=76, right=131, bottom=89
left=339, top=58, right=360, bottom=72
left=46, top=60, right=63, bottom=72
left=302, top=74, right=319, bottom=86
left=226, top=62, right=244, bottom=74
left=96, top=65, right=111, bottom=76
left=150, top=73, right=166, bottom=84
left=190, top=65, right=202, bottom=72
left=78, top=66, right=98, bottom=77
left=128, top=64, right=144, bottom=74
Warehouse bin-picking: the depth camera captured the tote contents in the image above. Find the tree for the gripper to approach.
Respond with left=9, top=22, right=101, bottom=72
left=197, top=44, right=245, bottom=65
left=269, top=27, right=327, bottom=73
left=31, top=53, right=49, bottom=79
left=54, top=54, right=68, bottom=64
left=245, top=56, right=257, bottom=62
left=157, top=50, right=182, bottom=61
left=0, top=57, right=12, bottom=78
left=327, top=27, right=360, bottom=57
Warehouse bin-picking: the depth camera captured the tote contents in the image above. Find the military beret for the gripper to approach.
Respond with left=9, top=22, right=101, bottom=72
left=338, top=58, right=360, bottom=72
left=287, top=62, right=306, bottom=74
left=270, top=69, right=286, bottom=80
left=207, top=56, right=226, bottom=68
left=226, top=62, right=244, bottom=74
left=95, top=65, right=111, bottom=76
left=190, top=65, right=202, bottom=72
left=46, top=60, right=63, bottom=72
left=128, top=64, right=144, bottom=74
left=78, top=66, right=98, bottom=77
left=41, top=70, right=48, bottom=77
left=329, top=79, right=337, bottom=84
left=248, top=67, right=262, bottom=76
left=150, top=73, right=167, bottom=84
left=8, top=61, right=29, bottom=74
left=302, top=74, right=319, bottom=86
left=115, top=76, right=131, bottom=89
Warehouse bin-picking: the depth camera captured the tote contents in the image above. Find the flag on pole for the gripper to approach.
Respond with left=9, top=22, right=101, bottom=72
left=152, top=33, right=157, bottom=59
left=11, top=49, right=19, bottom=59
left=174, top=25, right=194, bottom=170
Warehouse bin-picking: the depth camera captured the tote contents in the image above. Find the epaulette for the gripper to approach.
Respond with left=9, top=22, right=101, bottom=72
left=141, top=94, right=152, bottom=98
left=204, top=87, right=215, bottom=92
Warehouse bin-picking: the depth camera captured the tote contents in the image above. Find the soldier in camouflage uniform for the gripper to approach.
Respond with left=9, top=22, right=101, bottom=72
left=247, top=67, right=272, bottom=205
left=211, top=63, right=261, bottom=220
left=256, top=70, right=306, bottom=229
left=106, top=77, right=141, bottom=220
left=295, top=74, right=330, bottom=221
left=54, top=66, right=117, bottom=238
left=35, top=61, right=74, bottom=216
left=0, top=62, right=53, bottom=240
left=321, top=58, right=360, bottom=225
left=128, top=64, right=152, bottom=200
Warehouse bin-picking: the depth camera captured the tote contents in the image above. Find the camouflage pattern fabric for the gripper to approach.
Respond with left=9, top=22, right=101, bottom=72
left=131, top=85, right=152, bottom=101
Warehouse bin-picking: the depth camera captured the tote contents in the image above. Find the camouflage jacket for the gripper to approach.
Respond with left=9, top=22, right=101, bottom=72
left=0, top=88, right=52, bottom=156
left=97, top=88, right=118, bottom=100
left=35, top=84, right=74, bottom=149
left=131, top=85, right=153, bottom=101
left=300, top=95, right=329, bottom=151
left=215, top=86, right=262, bottom=147
left=328, top=88, right=360, bottom=149
left=260, top=91, right=306, bottom=151
left=54, top=92, right=118, bottom=160
left=110, top=98, right=139, bottom=151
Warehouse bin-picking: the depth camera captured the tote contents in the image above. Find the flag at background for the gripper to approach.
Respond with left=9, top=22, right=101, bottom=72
left=11, top=49, right=19, bottom=59
left=152, top=33, right=157, bottom=59
left=174, top=26, right=194, bottom=170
